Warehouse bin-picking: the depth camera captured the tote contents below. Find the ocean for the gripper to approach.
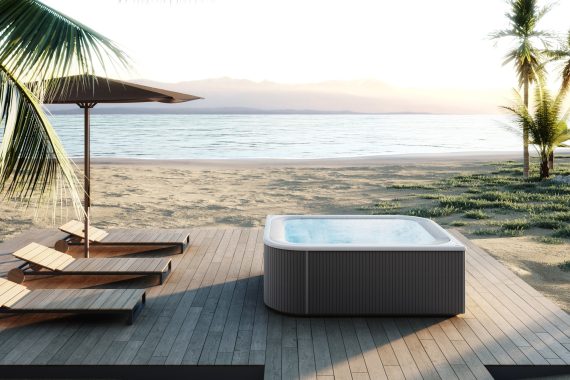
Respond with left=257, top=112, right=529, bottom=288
left=37, top=114, right=521, bottom=159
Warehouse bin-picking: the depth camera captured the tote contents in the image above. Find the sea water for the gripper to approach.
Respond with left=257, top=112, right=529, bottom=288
left=283, top=218, right=438, bottom=245
left=9, top=113, right=522, bottom=159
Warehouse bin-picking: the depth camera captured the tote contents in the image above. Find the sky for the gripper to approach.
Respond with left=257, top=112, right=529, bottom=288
left=44, top=0, right=570, bottom=91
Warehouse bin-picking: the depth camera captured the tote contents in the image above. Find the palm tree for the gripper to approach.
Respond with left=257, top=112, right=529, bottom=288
left=491, top=0, right=552, bottom=178
left=503, top=78, right=570, bottom=180
left=0, top=0, right=129, bottom=218
left=545, top=30, right=570, bottom=169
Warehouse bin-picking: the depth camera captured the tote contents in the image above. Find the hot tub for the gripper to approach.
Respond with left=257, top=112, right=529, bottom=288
left=263, top=215, right=465, bottom=316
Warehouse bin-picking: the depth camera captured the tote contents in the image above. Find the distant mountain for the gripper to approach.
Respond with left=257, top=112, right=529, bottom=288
left=46, top=77, right=509, bottom=115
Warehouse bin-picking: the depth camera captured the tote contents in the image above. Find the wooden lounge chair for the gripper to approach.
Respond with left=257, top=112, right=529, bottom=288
left=8, top=243, right=172, bottom=285
left=0, top=278, right=146, bottom=324
left=56, top=220, right=190, bottom=254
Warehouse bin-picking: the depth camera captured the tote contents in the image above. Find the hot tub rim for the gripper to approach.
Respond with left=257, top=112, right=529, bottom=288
left=263, top=214, right=465, bottom=252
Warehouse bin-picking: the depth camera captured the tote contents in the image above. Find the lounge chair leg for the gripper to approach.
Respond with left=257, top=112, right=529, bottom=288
left=128, top=293, right=146, bottom=324
left=29, top=263, right=43, bottom=272
left=54, top=239, right=70, bottom=253
left=7, top=268, right=25, bottom=284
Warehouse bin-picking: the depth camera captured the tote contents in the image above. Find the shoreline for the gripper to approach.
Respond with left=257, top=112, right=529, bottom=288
left=75, top=150, right=536, bottom=168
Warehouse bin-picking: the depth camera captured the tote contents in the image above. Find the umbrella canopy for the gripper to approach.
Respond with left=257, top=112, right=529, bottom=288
left=42, top=75, right=201, bottom=257
left=43, top=75, right=201, bottom=104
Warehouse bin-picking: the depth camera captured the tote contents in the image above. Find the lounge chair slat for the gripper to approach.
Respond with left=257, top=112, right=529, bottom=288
left=148, top=258, right=168, bottom=273
left=123, top=258, right=146, bottom=272
left=0, top=278, right=28, bottom=295
left=64, top=259, right=92, bottom=271
left=107, top=289, right=137, bottom=309
left=79, top=260, right=106, bottom=272
left=95, top=259, right=120, bottom=272
left=120, top=290, right=145, bottom=309
left=29, top=250, right=63, bottom=269
left=9, top=289, right=55, bottom=308
left=11, top=244, right=40, bottom=260
left=146, top=259, right=163, bottom=273
left=54, top=256, right=76, bottom=270
left=66, top=290, right=103, bottom=309
left=12, top=243, right=171, bottom=282
left=39, top=289, right=80, bottom=309
left=3, top=289, right=32, bottom=307
left=90, top=229, right=106, bottom=241
left=0, top=287, right=30, bottom=307
left=115, top=258, right=138, bottom=272
left=97, top=289, right=128, bottom=309
left=95, top=229, right=124, bottom=243
left=128, top=258, right=148, bottom=273
left=88, top=290, right=118, bottom=310
left=0, top=281, right=19, bottom=297
left=13, top=244, right=72, bottom=271
left=134, top=258, right=166, bottom=273
left=15, top=243, right=48, bottom=261
left=56, top=222, right=190, bottom=254
left=48, top=255, right=76, bottom=271
left=0, top=276, right=145, bottom=324
left=60, top=220, right=109, bottom=242
left=152, top=258, right=171, bottom=273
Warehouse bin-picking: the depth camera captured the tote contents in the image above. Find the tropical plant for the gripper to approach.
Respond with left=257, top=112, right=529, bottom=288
left=491, top=0, right=553, bottom=178
left=503, top=78, right=570, bottom=179
left=546, top=30, right=570, bottom=91
left=0, top=0, right=128, bottom=219
left=544, top=30, right=570, bottom=169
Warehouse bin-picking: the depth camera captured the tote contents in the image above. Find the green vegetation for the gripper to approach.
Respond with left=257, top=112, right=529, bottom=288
left=0, top=0, right=129, bottom=214
left=365, top=160, right=570, bottom=243
left=503, top=78, right=570, bottom=179
left=559, top=261, right=570, bottom=271
left=552, top=225, right=570, bottom=238
left=534, top=236, right=564, bottom=244
left=464, top=210, right=489, bottom=219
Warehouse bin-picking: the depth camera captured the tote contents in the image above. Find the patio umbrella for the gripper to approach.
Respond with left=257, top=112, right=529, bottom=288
left=43, top=75, right=201, bottom=257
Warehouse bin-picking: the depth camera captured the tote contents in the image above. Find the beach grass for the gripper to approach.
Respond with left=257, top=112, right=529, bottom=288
left=371, top=160, right=570, bottom=243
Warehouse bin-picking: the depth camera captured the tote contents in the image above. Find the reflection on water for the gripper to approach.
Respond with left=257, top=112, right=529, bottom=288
left=5, top=114, right=521, bottom=159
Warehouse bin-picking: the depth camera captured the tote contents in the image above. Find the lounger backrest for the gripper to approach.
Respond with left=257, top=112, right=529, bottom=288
left=13, top=243, right=76, bottom=271
left=0, top=278, right=29, bottom=308
left=59, top=220, right=109, bottom=242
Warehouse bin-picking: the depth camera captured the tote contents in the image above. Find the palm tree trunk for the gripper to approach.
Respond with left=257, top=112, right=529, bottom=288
left=540, top=157, right=550, bottom=179
left=523, top=80, right=530, bottom=178
left=549, top=151, right=554, bottom=170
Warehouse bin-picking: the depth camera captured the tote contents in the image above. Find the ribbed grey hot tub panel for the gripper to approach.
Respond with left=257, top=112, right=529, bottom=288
left=264, top=246, right=465, bottom=316
left=308, top=251, right=464, bottom=315
left=264, top=247, right=305, bottom=315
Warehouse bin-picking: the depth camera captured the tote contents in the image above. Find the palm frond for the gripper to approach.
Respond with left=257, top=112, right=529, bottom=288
left=545, top=30, right=570, bottom=92
left=0, top=0, right=130, bottom=98
left=492, top=0, right=554, bottom=90
left=0, top=0, right=131, bottom=219
left=503, top=77, right=570, bottom=162
left=0, top=64, right=82, bottom=219
left=0, top=0, right=130, bottom=78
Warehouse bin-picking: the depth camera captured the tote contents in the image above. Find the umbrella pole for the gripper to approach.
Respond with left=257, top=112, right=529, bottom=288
left=79, top=103, right=96, bottom=258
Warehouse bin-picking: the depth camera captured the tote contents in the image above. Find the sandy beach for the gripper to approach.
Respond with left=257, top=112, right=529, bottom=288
left=1, top=152, right=568, bottom=312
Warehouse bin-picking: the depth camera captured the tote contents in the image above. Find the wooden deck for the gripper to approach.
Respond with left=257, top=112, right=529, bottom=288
left=0, top=227, right=568, bottom=379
